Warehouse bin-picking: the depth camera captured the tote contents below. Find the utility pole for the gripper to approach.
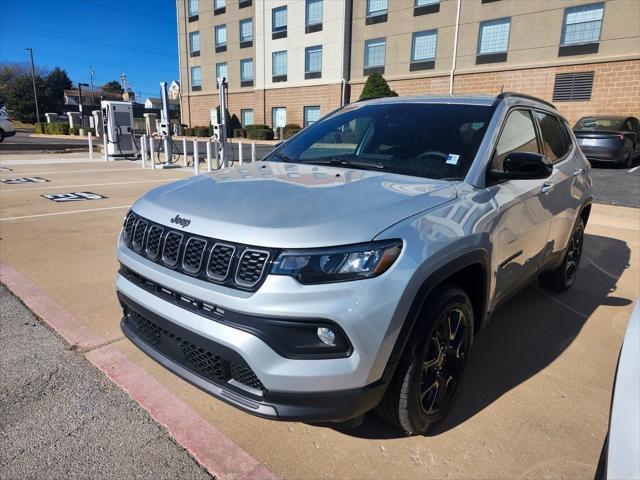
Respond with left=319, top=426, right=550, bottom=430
left=25, top=48, right=41, bottom=124
left=89, top=65, right=95, bottom=105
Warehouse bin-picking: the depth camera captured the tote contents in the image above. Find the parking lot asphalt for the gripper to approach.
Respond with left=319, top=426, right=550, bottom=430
left=1, top=154, right=639, bottom=479
left=0, top=284, right=212, bottom=480
left=589, top=162, right=640, bottom=208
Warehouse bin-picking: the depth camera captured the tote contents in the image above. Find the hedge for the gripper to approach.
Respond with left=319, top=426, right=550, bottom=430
left=247, top=128, right=274, bottom=140
left=183, top=126, right=212, bottom=137
left=45, top=123, right=70, bottom=135
left=234, top=128, right=247, bottom=138
left=245, top=124, right=274, bottom=140
left=35, top=122, right=46, bottom=134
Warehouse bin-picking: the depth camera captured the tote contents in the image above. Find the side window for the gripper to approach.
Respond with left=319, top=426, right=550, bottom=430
left=534, top=111, right=570, bottom=162
left=492, top=109, right=539, bottom=172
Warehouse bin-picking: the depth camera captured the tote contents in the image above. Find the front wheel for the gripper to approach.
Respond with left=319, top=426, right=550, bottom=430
left=377, top=286, right=474, bottom=435
left=539, top=217, right=585, bottom=291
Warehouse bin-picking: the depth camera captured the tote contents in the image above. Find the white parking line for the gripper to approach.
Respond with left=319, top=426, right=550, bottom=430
left=0, top=205, right=130, bottom=222
left=628, top=165, right=640, bottom=173
left=0, top=167, right=142, bottom=176
left=0, top=178, right=183, bottom=193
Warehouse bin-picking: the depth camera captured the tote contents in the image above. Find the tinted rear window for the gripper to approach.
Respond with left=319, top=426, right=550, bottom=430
left=574, top=117, right=625, bottom=131
left=266, top=103, right=495, bottom=180
left=535, top=111, right=571, bottom=162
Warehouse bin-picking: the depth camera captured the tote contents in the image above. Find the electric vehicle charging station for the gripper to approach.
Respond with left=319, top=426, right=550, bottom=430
left=101, top=100, right=136, bottom=157
left=216, top=76, right=228, bottom=167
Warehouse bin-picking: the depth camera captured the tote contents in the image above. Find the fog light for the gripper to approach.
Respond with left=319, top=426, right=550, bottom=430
left=317, top=327, right=336, bottom=346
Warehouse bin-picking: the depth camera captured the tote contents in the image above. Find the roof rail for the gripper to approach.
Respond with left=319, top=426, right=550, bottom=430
left=496, top=92, right=556, bottom=110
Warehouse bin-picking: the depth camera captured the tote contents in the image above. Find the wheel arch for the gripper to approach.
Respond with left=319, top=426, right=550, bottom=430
left=381, top=250, right=490, bottom=382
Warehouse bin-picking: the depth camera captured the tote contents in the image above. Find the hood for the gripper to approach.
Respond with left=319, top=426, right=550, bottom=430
left=133, top=162, right=456, bottom=248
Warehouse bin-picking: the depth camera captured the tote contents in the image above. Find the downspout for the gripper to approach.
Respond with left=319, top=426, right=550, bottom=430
left=341, top=0, right=353, bottom=106
left=181, top=0, right=192, bottom=126
left=449, top=0, right=462, bottom=95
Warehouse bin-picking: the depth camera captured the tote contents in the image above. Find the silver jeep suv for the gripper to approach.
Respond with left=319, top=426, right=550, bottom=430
left=117, top=93, right=592, bottom=434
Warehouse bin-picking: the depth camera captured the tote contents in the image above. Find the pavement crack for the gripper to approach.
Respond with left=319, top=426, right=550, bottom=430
left=78, top=336, right=126, bottom=354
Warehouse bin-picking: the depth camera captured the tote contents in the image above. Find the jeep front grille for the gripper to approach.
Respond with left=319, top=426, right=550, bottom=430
left=122, top=212, right=274, bottom=291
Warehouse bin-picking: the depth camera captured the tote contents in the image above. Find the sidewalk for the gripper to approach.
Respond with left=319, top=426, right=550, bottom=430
left=0, top=285, right=212, bottom=480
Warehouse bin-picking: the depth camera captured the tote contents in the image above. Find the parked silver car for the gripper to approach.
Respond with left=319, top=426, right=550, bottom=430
left=116, top=93, right=593, bottom=434
left=573, top=116, right=640, bottom=168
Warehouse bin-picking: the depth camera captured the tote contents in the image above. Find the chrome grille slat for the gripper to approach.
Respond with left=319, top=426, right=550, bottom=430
left=162, top=231, right=183, bottom=267
left=235, top=250, right=270, bottom=288
left=145, top=225, right=164, bottom=260
left=206, top=243, right=235, bottom=281
left=182, top=237, right=207, bottom=274
left=123, top=212, right=274, bottom=291
left=132, top=220, right=148, bottom=252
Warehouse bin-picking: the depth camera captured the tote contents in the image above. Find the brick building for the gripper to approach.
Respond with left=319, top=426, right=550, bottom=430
left=176, top=0, right=640, bottom=129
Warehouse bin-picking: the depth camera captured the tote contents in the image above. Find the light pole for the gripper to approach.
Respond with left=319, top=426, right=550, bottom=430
left=25, top=48, right=41, bottom=124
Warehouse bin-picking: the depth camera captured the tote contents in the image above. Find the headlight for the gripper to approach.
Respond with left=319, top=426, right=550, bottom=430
left=271, top=240, right=402, bottom=284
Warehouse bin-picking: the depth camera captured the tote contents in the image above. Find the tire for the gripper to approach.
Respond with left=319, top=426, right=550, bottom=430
left=539, top=217, right=585, bottom=292
left=377, top=285, right=474, bottom=435
left=0, top=129, right=5, bottom=143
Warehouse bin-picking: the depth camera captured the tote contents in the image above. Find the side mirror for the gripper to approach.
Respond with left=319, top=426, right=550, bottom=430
left=489, top=152, right=552, bottom=181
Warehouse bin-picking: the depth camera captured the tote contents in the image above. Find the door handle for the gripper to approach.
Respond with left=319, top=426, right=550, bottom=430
left=572, top=168, right=584, bottom=176
left=541, top=182, right=554, bottom=194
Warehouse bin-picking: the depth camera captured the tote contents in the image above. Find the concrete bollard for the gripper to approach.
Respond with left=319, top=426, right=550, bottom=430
left=193, top=139, right=199, bottom=175
left=251, top=142, right=256, bottom=162
left=140, top=134, right=147, bottom=168
left=206, top=141, right=212, bottom=172
left=149, top=136, right=156, bottom=170
left=88, top=132, right=93, bottom=160
left=182, top=137, right=188, bottom=167
left=239, top=141, right=243, bottom=165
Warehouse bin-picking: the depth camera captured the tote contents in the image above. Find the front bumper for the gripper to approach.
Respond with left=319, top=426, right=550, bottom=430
left=119, top=291, right=387, bottom=422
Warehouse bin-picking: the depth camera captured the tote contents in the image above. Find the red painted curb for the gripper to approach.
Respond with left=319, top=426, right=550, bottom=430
left=0, top=260, right=279, bottom=480
left=0, top=261, right=105, bottom=349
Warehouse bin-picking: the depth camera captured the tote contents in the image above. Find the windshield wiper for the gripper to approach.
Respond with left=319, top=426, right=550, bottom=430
left=304, top=159, right=386, bottom=170
left=272, top=152, right=292, bottom=162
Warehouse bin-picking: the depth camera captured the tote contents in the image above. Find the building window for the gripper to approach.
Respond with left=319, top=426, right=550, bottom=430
left=414, top=0, right=439, bottom=16
left=216, top=62, right=227, bottom=84
left=559, top=3, right=604, bottom=55
left=477, top=18, right=510, bottom=64
left=189, top=31, right=200, bottom=57
left=241, top=109, right=254, bottom=126
left=411, top=30, right=437, bottom=70
left=272, top=107, right=287, bottom=130
left=367, top=0, right=387, bottom=17
left=215, top=24, right=227, bottom=52
left=306, top=0, right=323, bottom=33
left=190, top=66, right=201, bottom=91
left=240, top=58, right=254, bottom=87
left=272, top=6, right=287, bottom=39
left=188, top=0, right=198, bottom=18
left=364, top=38, right=386, bottom=74
left=214, top=0, right=226, bottom=14
left=239, top=0, right=251, bottom=8
left=562, top=3, right=604, bottom=45
left=272, top=50, right=287, bottom=82
left=552, top=71, right=594, bottom=101
left=240, top=18, right=253, bottom=46
left=305, top=46, right=322, bottom=79
left=304, top=106, right=321, bottom=127
left=366, top=0, right=387, bottom=24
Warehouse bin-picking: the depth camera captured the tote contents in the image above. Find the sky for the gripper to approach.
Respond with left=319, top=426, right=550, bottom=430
left=0, top=0, right=179, bottom=100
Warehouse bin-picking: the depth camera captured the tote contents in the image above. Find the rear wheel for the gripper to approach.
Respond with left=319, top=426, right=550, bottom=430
left=539, top=217, right=585, bottom=291
left=377, top=286, right=473, bottom=435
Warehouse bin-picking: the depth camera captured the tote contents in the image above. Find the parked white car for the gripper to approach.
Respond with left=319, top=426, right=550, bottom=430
left=597, top=299, right=640, bottom=479
left=0, top=108, right=16, bottom=142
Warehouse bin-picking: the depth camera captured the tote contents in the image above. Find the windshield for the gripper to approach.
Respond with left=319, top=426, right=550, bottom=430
left=574, top=117, right=625, bottom=131
left=265, top=103, right=494, bottom=180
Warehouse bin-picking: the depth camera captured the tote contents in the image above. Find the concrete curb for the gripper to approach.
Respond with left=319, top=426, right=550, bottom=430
left=0, top=260, right=279, bottom=480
